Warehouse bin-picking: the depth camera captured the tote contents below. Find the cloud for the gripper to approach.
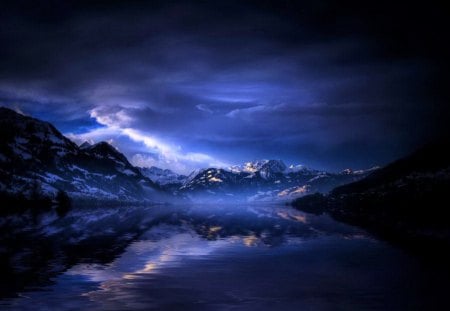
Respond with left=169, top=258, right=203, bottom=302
left=122, top=127, right=230, bottom=173
left=66, top=108, right=229, bottom=174
left=131, top=152, right=227, bottom=174
left=1, top=1, right=447, bottom=171
left=65, top=126, right=122, bottom=145
left=226, top=104, right=286, bottom=119
left=90, top=107, right=134, bottom=128
left=195, top=104, right=213, bottom=114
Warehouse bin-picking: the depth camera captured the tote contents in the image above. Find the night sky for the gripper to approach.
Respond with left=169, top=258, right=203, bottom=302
left=1, top=0, right=449, bottom=173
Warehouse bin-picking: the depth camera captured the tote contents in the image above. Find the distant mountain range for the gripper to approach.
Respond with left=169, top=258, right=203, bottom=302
left=138, top=158, right=377, bottom=202
left=139, top=166, right=187, bottom=186
left=0, top=107, right=374, bottom=206
left=177, top=160, right=375, bottom=202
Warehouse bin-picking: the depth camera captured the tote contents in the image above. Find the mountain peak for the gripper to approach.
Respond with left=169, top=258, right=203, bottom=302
left=0, top=106, right=77, bottom=158
left=0, top=106, right=19, bottom=116
left=88, top=141, right=119, bottom=153
left=79, top=141, right=92, bottom=149
left=230, top=159, right=287, bottom=174
left=258, top=160, right=287, bottom=180
left=84, top=141, right=129, bottom=165
left=0, top=108, right=164, bottom=202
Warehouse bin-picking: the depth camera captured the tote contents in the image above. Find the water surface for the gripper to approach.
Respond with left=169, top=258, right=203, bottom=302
left=0, top=204, right=448, bottom=310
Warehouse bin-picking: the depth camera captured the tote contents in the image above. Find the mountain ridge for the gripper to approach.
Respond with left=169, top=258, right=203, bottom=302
left=1, top=106, right=375, bottom=206
left=177, top=160, right=374, bottom=202
left=292, top=141, right=450, bottom=248
left=0, top=107, right=168, bottom=205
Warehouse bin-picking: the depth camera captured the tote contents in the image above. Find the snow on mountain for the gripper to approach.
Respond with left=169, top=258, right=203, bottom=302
left=180, top=159, right=374, bottom=202
left=230, top=159, right=285, bottom=174
left=84, top=141, right=130, bottom=167
left=258, top=160, right=287, bottom=180
left=0, top=106, right=378, bottom=205
left=230, top=160, right=319, bottom=177
left=139, top=166, right=187, bottom=185
left=0, top=107, right=167, bottom=203
left=181, top=168, right=240, bottom=192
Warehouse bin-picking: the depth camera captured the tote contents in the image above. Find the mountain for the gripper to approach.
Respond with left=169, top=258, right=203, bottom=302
left=230, top=159, right=287, bottom=178
left=331, top=142, right=449, bottom=196
left=180, top=168, right=244, bottom=200
left=0, top=106, right=376, bottom=206
left=292, top=142, right=450, bottom=248
left=139, top=166, right=187, bottom=194
left=179, top=159, right=374, bottom=202
left=79, top=141, right=92, bottom=149
left=0, top=107, right=168, bottom=206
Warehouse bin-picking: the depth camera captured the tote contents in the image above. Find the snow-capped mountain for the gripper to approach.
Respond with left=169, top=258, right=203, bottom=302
left=0, top=107, right=167, bottom=203
left=230, top=159, right=321, bottom=177
left=0, top=107, right=377, bottom=205
left=181, top=168, right=242, bottom=193
left=139, top=166, right=187, bottom=186
left=178, top=159, right=374, bottom=201
left=230, top=159, right=286, bottom=175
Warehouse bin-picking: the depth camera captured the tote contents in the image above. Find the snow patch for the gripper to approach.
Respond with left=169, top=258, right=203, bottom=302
left=42, top=173, right=66, bottom=183
left=9, top=144, right=32, bottom=160
left=120, top=169, right=137, bottom=176
left=47, top=133, right=65, bottom=145
left=209, top=176, right=223, bottom=182
left=68, top=165, right=89, bottom=174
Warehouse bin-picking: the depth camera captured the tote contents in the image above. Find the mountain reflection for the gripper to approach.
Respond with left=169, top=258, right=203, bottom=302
left=0, top=204, right=360, bottom=300
left=3, top=204, right=447, bottom=310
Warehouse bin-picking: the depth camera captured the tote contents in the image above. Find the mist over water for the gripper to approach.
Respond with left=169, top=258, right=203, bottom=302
left=1, top=203, right=448, bottom=310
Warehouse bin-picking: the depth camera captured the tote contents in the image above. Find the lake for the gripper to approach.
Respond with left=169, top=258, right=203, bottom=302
left=0, top=204, right=448, bottom=310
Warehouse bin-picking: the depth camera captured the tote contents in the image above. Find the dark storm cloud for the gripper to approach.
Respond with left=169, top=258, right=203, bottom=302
left=0, top=0, right=448, bottom=172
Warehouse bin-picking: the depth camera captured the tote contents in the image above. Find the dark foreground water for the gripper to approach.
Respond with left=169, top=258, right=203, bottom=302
left=0, top=204, right=448, bottom=310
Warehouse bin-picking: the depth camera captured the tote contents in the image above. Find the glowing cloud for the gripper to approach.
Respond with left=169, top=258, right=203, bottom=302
left=66, top=107, right=229, bottom=174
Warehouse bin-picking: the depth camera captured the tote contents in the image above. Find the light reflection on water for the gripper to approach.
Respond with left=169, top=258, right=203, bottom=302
left=0, top=204, right=448, bottom=310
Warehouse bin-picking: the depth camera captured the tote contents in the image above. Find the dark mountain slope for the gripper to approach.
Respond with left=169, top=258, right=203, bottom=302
left=293, top=142, right=450, bottom=249
left=0, top=107, right=167, bottom=206
left=332, top=142, right=450, bottom=196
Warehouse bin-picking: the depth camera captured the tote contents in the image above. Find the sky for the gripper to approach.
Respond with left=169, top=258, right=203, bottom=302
left=1, top=0, right=449, bottom=174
